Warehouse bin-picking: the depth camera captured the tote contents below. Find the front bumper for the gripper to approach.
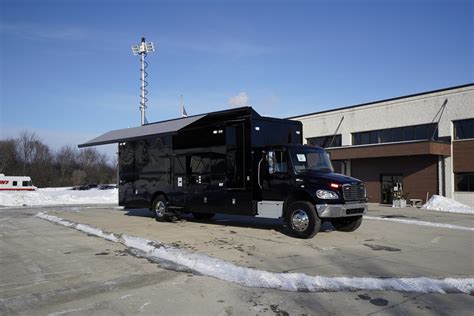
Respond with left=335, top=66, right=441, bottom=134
left=315, top=202, right=367, bottom=218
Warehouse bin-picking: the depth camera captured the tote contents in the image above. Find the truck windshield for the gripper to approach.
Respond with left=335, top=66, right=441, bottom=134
left=289, top=149, right=334, bottom=173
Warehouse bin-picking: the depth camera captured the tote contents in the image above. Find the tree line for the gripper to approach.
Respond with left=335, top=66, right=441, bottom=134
left=0, top=131, right=116, bottom=188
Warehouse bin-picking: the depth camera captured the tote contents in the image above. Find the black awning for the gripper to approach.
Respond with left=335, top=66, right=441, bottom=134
left=78, top=114, right=206, bottom=148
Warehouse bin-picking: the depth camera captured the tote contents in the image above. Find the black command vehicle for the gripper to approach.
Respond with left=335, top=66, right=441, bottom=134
left=79, top=107, right=367, bottom=238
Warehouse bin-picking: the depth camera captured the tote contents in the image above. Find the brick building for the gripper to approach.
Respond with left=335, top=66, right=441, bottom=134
left=291, top=84, right=474, bottom=206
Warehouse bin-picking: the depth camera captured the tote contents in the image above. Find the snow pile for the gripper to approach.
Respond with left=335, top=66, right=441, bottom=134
left=0, top=187, right=118, bottom=207
left=422, top=195, right=474, bottom=214
left=36, top=212, right=474, bottom=294
left=37, top=212, right=119, bottom=242
left=365, top=216, right=474, bottom=232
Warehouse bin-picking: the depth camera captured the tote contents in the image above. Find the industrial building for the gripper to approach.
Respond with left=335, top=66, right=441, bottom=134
left=291, top=84, right=474, bottom=206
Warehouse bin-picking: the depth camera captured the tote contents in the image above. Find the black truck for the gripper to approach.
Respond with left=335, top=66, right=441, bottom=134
left=79, top=107, right=367, bottom=238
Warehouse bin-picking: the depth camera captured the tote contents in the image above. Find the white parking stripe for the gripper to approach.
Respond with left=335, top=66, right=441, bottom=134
left=365, top=216, right=474, bottom=232
left=36, top=212, right=474, bottom=294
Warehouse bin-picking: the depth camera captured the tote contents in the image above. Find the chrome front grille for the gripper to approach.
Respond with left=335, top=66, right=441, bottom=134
left=342, top=184, right=366, bottom=201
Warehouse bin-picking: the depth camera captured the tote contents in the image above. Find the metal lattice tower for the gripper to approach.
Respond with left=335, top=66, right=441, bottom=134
left=131, top=37, right=155, bottom=125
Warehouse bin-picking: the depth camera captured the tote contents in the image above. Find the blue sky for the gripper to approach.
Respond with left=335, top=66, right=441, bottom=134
left=1, top=0, right=472, bottom=158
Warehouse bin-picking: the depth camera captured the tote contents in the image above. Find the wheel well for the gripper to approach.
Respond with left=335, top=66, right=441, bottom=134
left=284, top=190, right=315, bottom=215
left=150, top=191, right=168, bottom=208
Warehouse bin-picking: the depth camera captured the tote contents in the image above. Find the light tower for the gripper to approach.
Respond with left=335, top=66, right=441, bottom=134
left=131, top=37, right=155, bottom=125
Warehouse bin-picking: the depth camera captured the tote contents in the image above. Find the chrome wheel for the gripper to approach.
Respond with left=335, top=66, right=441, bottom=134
left=291, top=209, right=309, bottom=232
left=155, top=201, right=166, bottom=219
left=285, top=201, right=320, bottom=239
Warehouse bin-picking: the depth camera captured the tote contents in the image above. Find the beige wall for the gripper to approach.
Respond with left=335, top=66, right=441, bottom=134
left=295, top=85, right=474, bottom=146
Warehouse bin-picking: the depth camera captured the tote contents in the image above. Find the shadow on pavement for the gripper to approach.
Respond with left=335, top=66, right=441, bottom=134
left=122, top=208, right=335, bottom=237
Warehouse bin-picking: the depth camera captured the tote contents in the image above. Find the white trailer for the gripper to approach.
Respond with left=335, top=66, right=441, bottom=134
left=0, top=174, right=37, bottom=191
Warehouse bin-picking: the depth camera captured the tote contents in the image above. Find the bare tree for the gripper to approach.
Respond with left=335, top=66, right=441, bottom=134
left=71, top=169, right=87, bottom=186
left=0, top=139, right=20, bottom=174
left=56, top=145, right=78, bottom=186
left=78, top=148, right=99, bottom=167
left=26, top=139, right=54, bottom=187
left=3, top=130, right=117, bottom=187
left=17, top=131, right=40, bottom=175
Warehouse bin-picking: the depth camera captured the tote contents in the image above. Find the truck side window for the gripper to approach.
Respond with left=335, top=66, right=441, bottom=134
left=268, top=150, right=288, bottom=174
left=190, top=156, right=210, bottom=174
left=174, top=156, right=186, bottom=174
left=187, top=155, right=211, bottom=185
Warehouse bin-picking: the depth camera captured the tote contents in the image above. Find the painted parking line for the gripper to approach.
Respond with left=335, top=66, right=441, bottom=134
left=365, top=216, right=474, bottom=232
left=36, top=212, right=473, bottom=294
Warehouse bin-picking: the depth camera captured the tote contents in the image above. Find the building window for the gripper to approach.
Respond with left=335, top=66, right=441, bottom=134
left=352, top=123, right=438, bottom=145
left=307, top=134, right=342, bottom=148
left=454, top=119, right=474, bottom=140
left=455, top=173, right=474, bottom=192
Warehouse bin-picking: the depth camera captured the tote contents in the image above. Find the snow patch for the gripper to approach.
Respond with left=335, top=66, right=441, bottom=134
left=422, top=195, right=474, bottom=214
left=36, top=212, right=474, bottom=294
left=75, top=224, right=119, bottom=242
left=365, top=216, right=474, bottom=232
left=36, top=213, right=119, bottom=242
left=0, top=187, right=118, bottom=207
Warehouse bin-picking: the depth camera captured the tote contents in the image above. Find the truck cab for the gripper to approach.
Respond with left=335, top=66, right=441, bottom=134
left=258, top=145, right=367, bottom=238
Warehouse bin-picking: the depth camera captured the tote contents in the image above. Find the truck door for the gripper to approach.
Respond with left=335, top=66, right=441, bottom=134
left=187, top=154, right=211, bottom=208
left=261, top=148, right=292, bottom=201
left=225, top=123, right=252, bottom=214
left=226, top=124, right=245, bottom=189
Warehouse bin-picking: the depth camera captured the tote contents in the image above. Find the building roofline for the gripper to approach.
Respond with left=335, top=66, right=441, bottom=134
left=288, top=83, right=474, bottom=119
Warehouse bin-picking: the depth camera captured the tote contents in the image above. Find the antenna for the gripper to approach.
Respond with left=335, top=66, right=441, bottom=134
left=430, top=99, right=448, bottom=140
left=131, top=37, right=155, bottom=125
left=328, top=116, right=344, bottom=147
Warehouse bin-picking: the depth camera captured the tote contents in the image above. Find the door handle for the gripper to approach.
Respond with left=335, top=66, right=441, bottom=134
left=257, top=158, right=263, bottom=189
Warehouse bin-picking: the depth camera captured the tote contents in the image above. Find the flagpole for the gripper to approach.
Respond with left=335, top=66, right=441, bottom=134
left=181, top=95, right=188, bottom=117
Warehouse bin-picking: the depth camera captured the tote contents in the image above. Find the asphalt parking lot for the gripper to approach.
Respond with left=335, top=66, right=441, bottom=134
left=0, top=204, right=473, bottom=315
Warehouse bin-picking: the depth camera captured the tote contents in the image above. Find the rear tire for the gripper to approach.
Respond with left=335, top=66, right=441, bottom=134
left=152, top=195, right=170, bottom=222
left=192, top=212, right=215, bottom=220
left=285, top=201, right=321, bottom=239
left=332, top=216, right=363, bottom=232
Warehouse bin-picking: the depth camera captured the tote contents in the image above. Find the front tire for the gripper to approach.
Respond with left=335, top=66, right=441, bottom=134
left=152, top=195, right=170, bottom=222
left=331, top=216, right=363, bottom=232
left=285, top=201, right=321, bottom=239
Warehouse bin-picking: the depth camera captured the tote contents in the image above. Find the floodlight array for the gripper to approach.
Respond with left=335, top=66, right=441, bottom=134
left=145, top=42, right=155, bottom=52
left=131, top=41, right=155, bottom=55
left=131, top=45, right=141, bottom=55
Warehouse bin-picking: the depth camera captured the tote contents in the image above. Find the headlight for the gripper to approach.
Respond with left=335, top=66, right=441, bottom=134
left=316, top=189, right=339, bottom=199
